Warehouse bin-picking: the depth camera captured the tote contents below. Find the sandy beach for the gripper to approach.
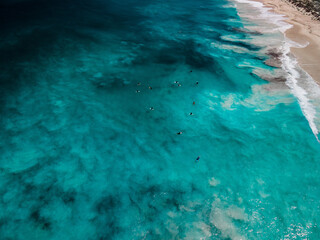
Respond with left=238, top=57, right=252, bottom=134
left=256, top=0, right=320, bottom=85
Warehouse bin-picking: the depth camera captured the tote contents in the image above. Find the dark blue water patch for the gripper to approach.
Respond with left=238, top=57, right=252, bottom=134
left=139, top=39, right=223, bottom=69
left=0, top=0, right=147, bottom=29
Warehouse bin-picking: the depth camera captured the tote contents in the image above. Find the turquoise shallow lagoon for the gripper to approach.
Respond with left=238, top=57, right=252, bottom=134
left=1, top=0, right=320, bottom=239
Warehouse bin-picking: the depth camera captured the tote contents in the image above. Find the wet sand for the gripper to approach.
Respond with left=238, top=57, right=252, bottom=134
left=257, top=0, right=320, bottom=84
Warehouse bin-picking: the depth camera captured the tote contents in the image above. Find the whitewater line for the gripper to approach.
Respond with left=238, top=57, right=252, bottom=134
left=233, top=0, right=320, bottom=142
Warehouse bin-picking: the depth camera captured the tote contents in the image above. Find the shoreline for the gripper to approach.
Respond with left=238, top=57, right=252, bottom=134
left=256, top=0, right=320, bottom=85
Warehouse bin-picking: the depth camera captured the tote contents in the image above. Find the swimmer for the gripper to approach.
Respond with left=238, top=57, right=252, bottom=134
left=174, top=81, right=179, bottom=84
left=137, top=82, right=141, bottom=86
left=136, top=90, right=140, bottom=93
left=193, top=101, right=195, bottom=105
left=178, top=84, right=181, bottom=87
left=196, top=156, right=200, bottom=161
left=196, top=81, right=199, bottom=85
left=150, top=107, right=154, bottom=111
left=177, top=131, right=183, bottom=135
left=190, top=70, right=193, bottom=73
left=149, top=86, right=152, bottom=90
left=190, top=112, right=193, bottom=115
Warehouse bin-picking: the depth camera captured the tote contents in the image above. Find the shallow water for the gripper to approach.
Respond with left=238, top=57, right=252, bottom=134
left=1, top=0, right=320, bottom=239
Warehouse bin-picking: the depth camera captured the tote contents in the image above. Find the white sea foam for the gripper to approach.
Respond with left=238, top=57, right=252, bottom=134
left=226, top=205, right=249, bottom=221
left=210, top=199, right=247, bottom=240
left=232, top=0, right=320, bottom=142
left=209, top=177, right=221, bottom=186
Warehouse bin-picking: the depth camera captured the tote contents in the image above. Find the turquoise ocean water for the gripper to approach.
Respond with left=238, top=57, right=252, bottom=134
left=1, top=0, right=320, bottom=239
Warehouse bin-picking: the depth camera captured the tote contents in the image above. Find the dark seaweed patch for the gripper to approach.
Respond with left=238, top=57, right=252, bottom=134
left=96, top=195, right=118, bottom=214
left=30, top=209, right=51, bottom=230
left=232, top=27, right=263, bottom=36
left=94, top=195, right=122, bottom=239
left=220, top=38, right=261, bottom=51
left=61, top=191, right=76, bottom=204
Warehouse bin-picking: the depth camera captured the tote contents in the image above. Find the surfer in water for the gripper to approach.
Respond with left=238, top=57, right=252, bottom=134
left=196, top=156, right=200, bottom=162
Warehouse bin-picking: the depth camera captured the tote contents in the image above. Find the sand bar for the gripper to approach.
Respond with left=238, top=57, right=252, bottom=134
left=256, top=0, right=320, bottom=84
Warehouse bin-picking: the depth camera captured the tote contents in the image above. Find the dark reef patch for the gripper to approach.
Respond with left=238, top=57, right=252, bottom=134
left=30, top=209, right=52, bottom=230
left=232, top=27, right=263, bottom=36
left=94, top=195, right=122, bottom=239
